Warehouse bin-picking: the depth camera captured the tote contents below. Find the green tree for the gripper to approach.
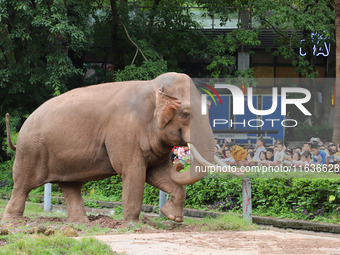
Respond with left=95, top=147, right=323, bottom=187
left=252, top=0, right=335, bottom=125
left=0, top=0, right=94, bottom=122
left=0, top=0, right=94, bottom=159
left=253, top=0, right=334, bottom=77
left=88, top=0, right=208, bottom=82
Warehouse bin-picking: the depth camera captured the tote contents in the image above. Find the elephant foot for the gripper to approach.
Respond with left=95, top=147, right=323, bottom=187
left=2, top=212, right=24, bottom=222
left=67, top=215, right=89, bottom=223
left=160, top=200, right=183, bottom=222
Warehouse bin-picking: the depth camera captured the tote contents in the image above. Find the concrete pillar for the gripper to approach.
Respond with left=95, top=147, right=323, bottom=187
left=242, top=178, right=252, bottom=223
left=238, top=10, right=250, bottom=72
left=44, top=183, right=52, bottom=212
left=238, top=51, right=250, bottom=71
left=159, top=190, right=168, bottom=218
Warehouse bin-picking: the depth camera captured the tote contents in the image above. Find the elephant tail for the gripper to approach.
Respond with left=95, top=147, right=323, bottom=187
left=6, top=113, right=16, bottom=151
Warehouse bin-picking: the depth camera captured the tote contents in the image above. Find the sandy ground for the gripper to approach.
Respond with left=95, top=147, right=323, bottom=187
left=1, top=203, right=339, bottom=255
left=95, top=230, right=340, bottom=255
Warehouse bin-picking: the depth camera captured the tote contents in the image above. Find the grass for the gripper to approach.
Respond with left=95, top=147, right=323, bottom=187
left=0, top=200, right=118, bottom=254
left=0, top=234, right=116, bottom=255
left=24, top=203, right=66, bottom=218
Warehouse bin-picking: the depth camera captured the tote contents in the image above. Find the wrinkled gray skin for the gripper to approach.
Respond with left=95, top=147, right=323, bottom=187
left=3, top=73, right=215, bottom=223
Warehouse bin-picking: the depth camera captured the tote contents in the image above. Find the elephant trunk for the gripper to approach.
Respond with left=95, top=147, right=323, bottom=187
left=170, top=143, right=244, bottom=185
left=169, top=80, right=243, bottom=185
left=170, top=121, right=216, bottom=185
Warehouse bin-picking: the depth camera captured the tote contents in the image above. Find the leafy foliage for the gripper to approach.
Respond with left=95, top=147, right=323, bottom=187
left=252, top=0, right=335, bottom=78
left=293, top=123, right=333, bottom=141
left=114, top=59, right=168, bottom=81
left=0, top=0, right=94, bottom=137
left=206, top=29, right=260, bottom=78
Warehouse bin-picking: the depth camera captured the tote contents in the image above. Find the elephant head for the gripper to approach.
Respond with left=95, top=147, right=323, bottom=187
left=153, top=73, right=236, bottom=185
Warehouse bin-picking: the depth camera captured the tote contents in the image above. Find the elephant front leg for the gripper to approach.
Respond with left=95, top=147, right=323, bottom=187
left=146, top=162, right=186, bottom=222
left=121, top=165, right=147, bottom=222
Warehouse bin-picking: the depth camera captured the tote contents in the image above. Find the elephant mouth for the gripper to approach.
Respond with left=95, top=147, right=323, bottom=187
left=188, top=143, right=244, bottom=177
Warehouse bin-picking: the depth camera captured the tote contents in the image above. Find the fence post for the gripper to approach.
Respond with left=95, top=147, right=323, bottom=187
left=44, top=183, right=52, bottom=212
left=242, top=178, right=252, bottom=223
left=159, top=190, right=168, bottom=218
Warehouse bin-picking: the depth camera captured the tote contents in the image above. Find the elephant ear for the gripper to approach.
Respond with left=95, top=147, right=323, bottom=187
left=155, top=87, right=181, bottom=129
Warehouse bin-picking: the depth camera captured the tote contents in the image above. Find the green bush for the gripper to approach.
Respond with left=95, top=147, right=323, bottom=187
left=293, top=123, right=333, bottom=141
left=0, top=158, right=14, bottom=195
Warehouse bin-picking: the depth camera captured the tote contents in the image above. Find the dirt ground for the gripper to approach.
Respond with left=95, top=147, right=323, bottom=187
left=1, top=214, right=339, bottom=255
left=94, top=230, right=340, bottom=255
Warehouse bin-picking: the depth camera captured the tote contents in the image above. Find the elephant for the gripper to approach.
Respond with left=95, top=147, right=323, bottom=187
left=3, top=72, right=239, bottom=223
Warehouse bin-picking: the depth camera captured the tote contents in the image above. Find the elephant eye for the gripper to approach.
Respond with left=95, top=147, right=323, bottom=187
left=182, top=111, right=190, bottom=118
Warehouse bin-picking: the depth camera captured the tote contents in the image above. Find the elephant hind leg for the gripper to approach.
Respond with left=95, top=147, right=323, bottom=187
left=58, top=182, right=88, bottom=223
left=2, top=185, right=31, bottom=221
left=146, top=164, right=186, bottom=222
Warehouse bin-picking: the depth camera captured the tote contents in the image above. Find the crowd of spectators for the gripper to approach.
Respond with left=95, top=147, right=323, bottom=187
left=214, top=137, right=340, bottom=170
left=169, top=137, right=340, bottom=173
left=171, top=146, right=191, bottom=165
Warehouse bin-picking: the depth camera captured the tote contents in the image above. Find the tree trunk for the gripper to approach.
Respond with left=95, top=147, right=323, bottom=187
left=110, top=0, right=119, bottom=68
left=332, top=0, right=340, bottom=143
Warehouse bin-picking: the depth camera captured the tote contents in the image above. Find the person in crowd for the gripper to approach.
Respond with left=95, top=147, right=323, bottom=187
left=254, top=151, right=267, bottom=166
left=324, top=148, right=331, bottom=158
left=311, top=142, right=327, bottom=165
left=310, top=137, right=323, bottom=147
left=215, top=145, right=223, bottom=158
left=327, top=144, right=340, bottom=165
left=291, top=152, right=302, bottom=165
left=302, top=142, right=310, bottom=151
left=262, top=148, right=280, bottom=166
left=275, top=139, right=283, bottom=145
left=221, top=149, right=236, bottom=165
left=301, top=142, right=313, bottom=157
left=301, top=151, right=313, bottom=165
left=265, top=148, right=274, bottom=162
left=247, top=147, right=254, bottom=153
left=171, top=148, right=179, bottom=164
left=253, top=138, right=266, bottom=161
left=274, top=143, right=285, bottom=163
left=214, top=138, right=221, bottom=151
left=220, top=138, right=233, bottom=156
left=229, top=140, right=247, bottom=164
left=329, top=144, right=337, bottom=154
left=275, top=140, right=286, bottom=151
left=178, top=146, right=190, bottom=158
left=295, top=147, right=302, bottom=154
left=282, top=150, right=293, bottom=165
left=240, top=151, right=256, bottom=166
left=332, top=147, right=340, bottom=171
left=247, top=151, right=256, bottom=166
left=178, top=146, right=191, bottom=164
